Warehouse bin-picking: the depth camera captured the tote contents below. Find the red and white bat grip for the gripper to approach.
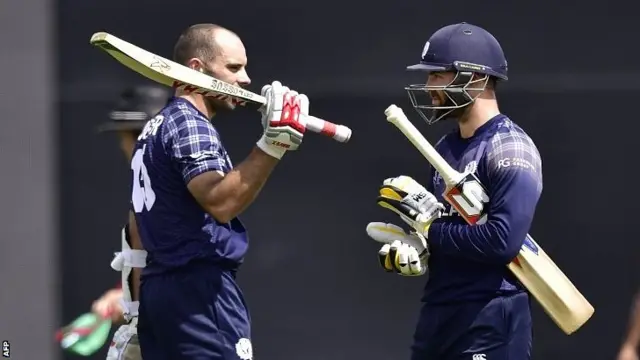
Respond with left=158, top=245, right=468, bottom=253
left=305, top=115, right=352, bottom=143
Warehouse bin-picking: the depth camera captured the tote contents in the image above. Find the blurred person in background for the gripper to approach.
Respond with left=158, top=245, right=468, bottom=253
left=91, top=84, right=171, bottom=360
left=618, top=292, right=640, bottom=360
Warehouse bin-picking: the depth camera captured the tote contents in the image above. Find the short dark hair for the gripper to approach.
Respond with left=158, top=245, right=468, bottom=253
left=172, top=23, right=225, bottom=66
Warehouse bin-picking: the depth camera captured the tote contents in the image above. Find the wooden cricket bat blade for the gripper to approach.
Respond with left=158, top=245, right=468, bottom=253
left=510, top=236, right=594, bottom=334
left=89, top=32, right=197, bottom=90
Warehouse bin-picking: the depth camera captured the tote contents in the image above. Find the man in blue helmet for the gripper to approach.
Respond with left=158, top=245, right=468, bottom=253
left=367, top=22, right=543, bottom=359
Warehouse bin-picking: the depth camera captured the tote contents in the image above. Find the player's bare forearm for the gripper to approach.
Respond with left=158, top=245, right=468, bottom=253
left=128, top=210, right=143, bottom=301
left=188, top=147, right=279, bottom=223
left=622, top=292, right=640, bottom=348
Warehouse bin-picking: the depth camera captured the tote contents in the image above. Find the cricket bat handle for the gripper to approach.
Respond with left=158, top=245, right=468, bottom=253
left=253, top=99, right=350, bottom=143
left=305, top=115, right=352, bottom=143
left=384, top=105, right=456, bottom=183
left=253, top=102, right=351, bottom=143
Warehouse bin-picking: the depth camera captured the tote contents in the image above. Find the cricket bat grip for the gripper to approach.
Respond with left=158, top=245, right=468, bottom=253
left=305, top=115, right=352, bottom=143
left=384, top=105, right=457, bottom=184
left=254, top=102, right=351, bottom=143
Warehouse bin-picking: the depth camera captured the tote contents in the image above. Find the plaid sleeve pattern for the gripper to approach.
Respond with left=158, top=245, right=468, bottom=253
left=485, top=120, right=543, bottom=194
left=162, top=104, right=229, bottom=183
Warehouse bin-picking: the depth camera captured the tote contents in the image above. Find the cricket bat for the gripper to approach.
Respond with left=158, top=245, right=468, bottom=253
left=89, top=31, right=352, bottom=143
left=384, top=104, right=594, bottom=335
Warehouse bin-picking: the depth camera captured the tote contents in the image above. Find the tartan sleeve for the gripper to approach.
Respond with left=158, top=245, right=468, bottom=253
left=485, top=128, right=543, bottom=195
left=427, top=125, right=543, bottom=264
left=163, top=110, right=229, bottom=183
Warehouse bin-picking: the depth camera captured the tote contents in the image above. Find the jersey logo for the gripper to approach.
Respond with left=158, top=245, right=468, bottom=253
left=235, top=338, right=253, bottom=360
left=189, top=150, right=216, bottom=161
left=497, top=157, right=536, bottom=172
left=464, top=160, right=478, bottom=175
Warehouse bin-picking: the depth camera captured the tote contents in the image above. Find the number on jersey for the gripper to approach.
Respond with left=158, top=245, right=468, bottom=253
left=131, top=145, right=155, bottom=212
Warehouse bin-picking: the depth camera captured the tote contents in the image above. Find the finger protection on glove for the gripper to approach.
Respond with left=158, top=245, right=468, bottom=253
left=380, top=239, right=425, bottom=276
left=366, top=222, right=427, bottom=254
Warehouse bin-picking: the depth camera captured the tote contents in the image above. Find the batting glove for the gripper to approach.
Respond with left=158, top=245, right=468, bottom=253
left=376, top=175, right=444, bottom=236
left=257, top=81, right=309, bottom=159
left=366, top=222, right=429, bottom=276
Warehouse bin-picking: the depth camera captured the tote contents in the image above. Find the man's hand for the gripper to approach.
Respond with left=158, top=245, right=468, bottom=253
left=376, top=175, right=444, bottom=235
left=91, top=288, right=125, bottom=324
left=257, top=81, right=309, bottom=159
left=366, top=222, right=429, bottom=276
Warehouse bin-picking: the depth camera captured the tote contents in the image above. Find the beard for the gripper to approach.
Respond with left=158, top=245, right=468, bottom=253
left=205, top=96, right=236, bottom=113
left=428, top=90, right=471, bottom=123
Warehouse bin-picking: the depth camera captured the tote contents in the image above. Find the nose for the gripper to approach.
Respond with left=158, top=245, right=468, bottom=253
left=426, top=75, right=437, bottom=87
left=237, top=69, right=251, bottom=87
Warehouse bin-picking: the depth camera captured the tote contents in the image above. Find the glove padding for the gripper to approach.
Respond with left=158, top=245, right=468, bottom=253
left=106, top=323, right=138, bottom=360
left=257, top=81, right=309, bottom=159
left=366, top=222, right=429, bottom=276
left=376, top=175, right=444, bottom=236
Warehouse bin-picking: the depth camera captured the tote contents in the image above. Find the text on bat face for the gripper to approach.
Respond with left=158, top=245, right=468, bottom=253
left=171, top=81, right=247, bottom=106
left=209, top=79, right=256, bottom=101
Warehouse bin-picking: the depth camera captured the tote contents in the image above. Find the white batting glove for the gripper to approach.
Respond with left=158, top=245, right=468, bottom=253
left=257, top=81, right=309, bottom=159
left=366, top=222, right=429, bottom=276
left=376, top=175, right=444, bottom=236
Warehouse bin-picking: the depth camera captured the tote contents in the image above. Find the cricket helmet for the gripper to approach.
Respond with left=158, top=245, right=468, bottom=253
left=405, top=22, right=508, bottom=125
left=98, top=85, right=171, bottom=132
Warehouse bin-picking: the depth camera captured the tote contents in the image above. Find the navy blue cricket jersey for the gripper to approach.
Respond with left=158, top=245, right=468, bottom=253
left=424, top=115, right=543, bottom=304
left=131, top=97, right=249, bottom=277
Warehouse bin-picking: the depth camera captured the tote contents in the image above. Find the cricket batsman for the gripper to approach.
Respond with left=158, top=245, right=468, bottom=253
left=91, top=84, right=171, bottom=360
left=367, top=22, right=543, bottom=359
left=130, top=24, right=310, bottom=360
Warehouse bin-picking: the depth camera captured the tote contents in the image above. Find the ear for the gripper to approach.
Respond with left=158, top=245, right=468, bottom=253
left=186, top=58, right=204, bottom=71
left=471, top=72, right=491, bottom=82
left=473, top=73, right=495, bottom=89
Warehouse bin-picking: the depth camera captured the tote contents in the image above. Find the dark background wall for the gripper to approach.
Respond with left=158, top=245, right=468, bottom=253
left=55, top=1, right=640, bottom=360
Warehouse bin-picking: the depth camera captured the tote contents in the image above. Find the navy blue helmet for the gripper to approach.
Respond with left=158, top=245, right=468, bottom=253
left=405, top=22, right=508, bottom=124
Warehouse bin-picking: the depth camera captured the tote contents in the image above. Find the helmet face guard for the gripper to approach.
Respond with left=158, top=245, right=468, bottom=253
left=406, top=70, right=489, bottom=125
